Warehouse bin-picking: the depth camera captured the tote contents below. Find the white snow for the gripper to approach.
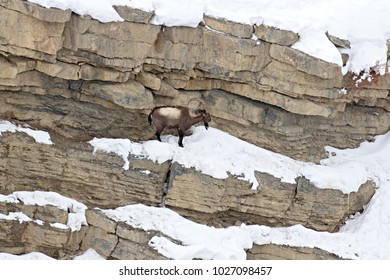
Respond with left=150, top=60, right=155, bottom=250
left=1, top=129, right=390, bottom=259
left=0, top=121, right=53, bottom=145
left=0, top=252, right=55, bottom=260
left=73, top=249, right=105, bottom=260
left=89, top=128, right=390, bottom=259
left=2, top=121, right=390, bottom=259
left=0, top=191, right=88, bottom=231
left=89, top=127, right=307, bottom=189
left=3, top=0, right=390, bottom=259
left=102, top=204, right=252, bottom=260
left=27, top=0, right=390, bottom=75
left=89, top=126, right=373, bottom=193
left=0, top=212, right=36, bottom=224
left=0, top=249, right=104, bottom=260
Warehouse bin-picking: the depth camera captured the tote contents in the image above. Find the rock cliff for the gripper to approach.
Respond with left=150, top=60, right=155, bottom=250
left=0, top=0, right=389, bottom=259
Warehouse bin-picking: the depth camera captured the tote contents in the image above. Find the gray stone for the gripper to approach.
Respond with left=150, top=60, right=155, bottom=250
left=326, top=33, right=351, bottom=49
left=113, top=5, right=154, bottom=23
left=86, top=209, right=117, bottom=234
left=0, top=0, right=71, bottom=23
left=165, top=163, right=376, bottom=232
left=247, top=244, right=342, bottom=260
left=82, top=80, right=154, bottom=110
left=81, top=226, right=118, bottom=258
left=22, top=222, right=69, bottom=247
left=203, top=15, right=253, bottom=38
left=34, top=205, right=68, bottom=224
left=111, top=239, right=167, bottom=260
left=116, top=222, right=152, bottom=244
left=255, top=25, right=299, bottom=46
left=270, top=44, right=342, bottom=80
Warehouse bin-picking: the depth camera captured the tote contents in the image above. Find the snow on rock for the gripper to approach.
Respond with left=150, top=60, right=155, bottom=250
left=149, top=0, right=205, bottom=27
left=89, top=138, right=139, bottom=170
left=90, top=127, right=307, bottom=190
left=0, top=120, right=53, bottom=145
left=0, top=191, right=88, bottom=231
left=73, top=248, right=105, bottom=260
left=0, top=212, right=37, bottom=224
left=27, top=0, right=390, bottom=74
left=102, top=204, right=252, bottom=260
left=245, top=131, right=390, bottom=259
left=0, top=252, right=55, bottom=260
left=0, top=131, right=389, bottom=259
left=89, top=128, right=390, bottom=259
left=0, top=249, right=104, bottom=260
left=292, top=28, right=343, bottom=66
left=89, top=126, right=377, bottom=193
left=27, top=0, right=127, bottom=23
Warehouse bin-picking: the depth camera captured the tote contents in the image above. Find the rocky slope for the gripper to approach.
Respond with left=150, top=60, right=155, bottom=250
left=0, top=0, right=389, bottom=259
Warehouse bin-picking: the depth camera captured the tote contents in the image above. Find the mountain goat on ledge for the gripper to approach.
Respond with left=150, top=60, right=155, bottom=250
left=148, top=105, right=211, bottom=147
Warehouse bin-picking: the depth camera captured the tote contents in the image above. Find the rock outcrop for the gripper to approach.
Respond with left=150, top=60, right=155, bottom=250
left=0, top=200, right=341, bottom=260
left=0, top=132, right=375, bottom=233
left=0, top=133, right=169, bottom=208
left=0, top=0, right=389, bottom=162
left=0, top=199, right=166, bottom=259
left=166, top=163, right=375, bottom=232
left=1, top=0, right=389, bottom=259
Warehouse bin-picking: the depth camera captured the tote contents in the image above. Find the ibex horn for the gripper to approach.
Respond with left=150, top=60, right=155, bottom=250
left=187, top=98, right=210, bottom=112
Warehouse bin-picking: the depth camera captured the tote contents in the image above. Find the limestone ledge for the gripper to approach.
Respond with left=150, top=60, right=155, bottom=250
left=0, top=0, right=385, bottom=261
left=1, top=0, right=390, bottom=161
left=0, top=206, right=343, bottom=260
left=166, top=163, right=375, bottom=232
left=0, top=130, right=375, bottom=259
left=0, top=205, right=165, bottom=260
left=0, top=131, right=375, bottom=233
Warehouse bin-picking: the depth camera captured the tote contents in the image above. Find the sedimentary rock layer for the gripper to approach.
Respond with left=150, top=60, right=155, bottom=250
left=0, top=0, right=389, bottom=162
left=0, top=132, right=375, bottom=233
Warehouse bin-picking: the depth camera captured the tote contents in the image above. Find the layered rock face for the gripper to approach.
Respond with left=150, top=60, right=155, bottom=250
left=1, top=0, right=389, bottom=162
left=0, top=0, right=389, bottom=259
left=0, top=131, right=375, bottom=259
left=0, top=132, right=375, bottom=233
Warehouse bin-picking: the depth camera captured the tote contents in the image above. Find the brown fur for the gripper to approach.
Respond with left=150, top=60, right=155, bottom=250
left=148, top=106, right=211, bottom=147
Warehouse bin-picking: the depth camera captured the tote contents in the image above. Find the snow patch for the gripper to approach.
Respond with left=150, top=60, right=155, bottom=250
left=0, top=129, right=389, bottom=259
left=102, top=204, right=252, bottom=260
left=89, top=126, right=375, bottom=194
left=0, top=191, right=87, bottom=231
left=0, top=252, right=55, bottom=260
left=0, top=120, right=53, bottom=145
left=73, top=248, right=105, bottom=260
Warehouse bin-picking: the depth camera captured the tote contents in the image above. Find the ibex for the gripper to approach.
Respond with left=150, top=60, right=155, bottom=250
left=148, top=104, right=211, bottom=147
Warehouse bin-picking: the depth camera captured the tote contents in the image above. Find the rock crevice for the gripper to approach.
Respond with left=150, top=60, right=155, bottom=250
left=0, top=0, right=389, bottom=260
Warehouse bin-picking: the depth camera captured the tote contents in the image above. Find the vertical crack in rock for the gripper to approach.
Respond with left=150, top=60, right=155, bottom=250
left=284, top=181, right=299, bottom=216
left=160, top=168, right=171, bottom=207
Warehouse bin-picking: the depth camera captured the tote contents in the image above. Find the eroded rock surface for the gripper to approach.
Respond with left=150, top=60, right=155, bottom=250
left=0, top=0, right=389, bottom=162
left=0, top=0, right=388, bottom=260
